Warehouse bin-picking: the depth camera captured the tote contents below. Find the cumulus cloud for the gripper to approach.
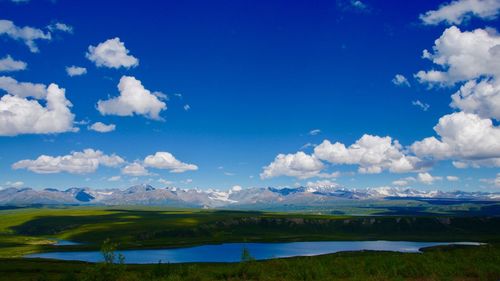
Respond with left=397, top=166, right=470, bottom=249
left=415, top=26, right=500, bottom=85
left=450, top=78, right=500, bottom=120
left=121, top=162, right=150, bottom=176
left=260, top=151, right=324, bottom=179
left=417, top=172, right=442, bottom=185
left=0, top=19, right=51, bottom=52
left=411, top=112, right=500, bottom=164
left=0, top=81, right=77, bottom=136
left=97, top=76, right=167, bottom=120
left=143, top=152, right=198, bottom=173
left=420, top=0, right=500, bottom=25
left=392, top=74, right=410, bottom=87
left=0, top=55, right=27, bottom=72
left=47, top=22, right=73, bottom=33
left=12, top=149, right=124, bottom=174
left=0, top=76, right=46, bottom=99
left=447, top=175, right=460, bottom=181
left=314, top=135, right=424, bottom=174
left=66, top=66, right=87, bottom=77
left=412, top=100, right=430, bottom=111
left=88, top=122, right=115, bottom=133
left=86, top=38, right=138, bottom=68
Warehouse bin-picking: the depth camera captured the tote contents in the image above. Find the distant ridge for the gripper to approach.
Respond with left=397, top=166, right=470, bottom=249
left=1, top=184, right=499, bottom=208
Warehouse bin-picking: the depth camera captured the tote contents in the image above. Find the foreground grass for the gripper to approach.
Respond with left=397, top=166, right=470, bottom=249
left=0, top=244, right=499, bottom=281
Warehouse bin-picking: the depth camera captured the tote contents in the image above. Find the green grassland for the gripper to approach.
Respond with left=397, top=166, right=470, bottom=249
left=1, top=205, right=500, bottom=280
left=1, top=205, right=500, bottom=257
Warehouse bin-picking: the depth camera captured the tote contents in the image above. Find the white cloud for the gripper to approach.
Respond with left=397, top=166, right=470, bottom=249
left=260, top=151, right=325, bottom=179
left=88, top=122, right=116, bottom=133
left=447, top=175, right=460, bottom=181
left=0, top=82, right=77, bottom=136
left=12, top=149, right=124, bottom=174
left=392, top=177, right=416, bottom=187
left=108, top=176, right=121, bottom=182
left=450, top=78, right=500, bottom=120
left=411, top=112, right=500, bottom=164
left=420, top=0, right=500, bottom=25
left=392, top=74, right=410, bottom=87
left=351, top=0, right=367, bottom=10
left=482, top=173, right=500, bottom=187
left=412, top=100, right=430, bottom=111
left=66, top=66, right=87, bottom=77
left=309, top=129, right=321, bottom=135
left=97, top=76, right=167, bottom=120
left=143, top=152, right=198, bottom=173
left=415, top=26, right=500, bottom=85
left=47, top=22, right=73, bottom=33
left=86, top=37, right=138, bottom=68
left=0, top=55, right=27, bottom=72
left=183, top=104, right=191, bottom=111
left=0, top=76, right=46, bottom=99
left=4, top=181, right=23, bottom=187
left=0, top=19, right=51, bottom=53
left=417, top=172, right=442, bottom=185
left=121, top=162, right=150, bottom=176
left=230, top=185, right=243, bottom=192
left=314, top=135, right=424, bottom=174
left=158, top=178, right=174, bottom=186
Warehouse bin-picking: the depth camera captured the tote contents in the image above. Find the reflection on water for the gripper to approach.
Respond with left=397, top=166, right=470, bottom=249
left=27, top=241, right=481, bottom=264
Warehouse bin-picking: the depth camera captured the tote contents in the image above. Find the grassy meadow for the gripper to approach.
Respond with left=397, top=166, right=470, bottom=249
left=0, top=205, right=500, bottom=280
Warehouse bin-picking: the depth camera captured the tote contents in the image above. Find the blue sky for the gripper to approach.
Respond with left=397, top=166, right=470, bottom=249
left=0, top=0, right=499, bottom=191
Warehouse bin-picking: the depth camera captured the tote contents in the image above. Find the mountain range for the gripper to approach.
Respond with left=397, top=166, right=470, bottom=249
left=1, top=184, right=499, bottom=208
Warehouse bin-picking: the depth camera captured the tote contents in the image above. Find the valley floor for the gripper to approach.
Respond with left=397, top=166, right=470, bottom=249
left=1, top=206, right=500, bottom=280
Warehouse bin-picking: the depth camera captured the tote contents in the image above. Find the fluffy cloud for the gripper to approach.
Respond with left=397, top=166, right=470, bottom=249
left=47, top=22, right=73, bottom=33
left=97, top=76, right=167, bottom=120
left=420, top=0, right=500, bottom=25
left=412, top=100, right=430, bottom=111
left=447, top=175, right=460, bottom=181
left=0, top=55, right=27, bottom=72
left=415, top=26, right=500, bottom=85
left=0, top=76, right=46, bottom=99
left=260, top=151, right=324, bottom=179
left=0, top=82, right=77, bottom=136
left=0, top=19, right=51, bottom=53
left=314, top=135, right=424, bottom=174
left=417, top=172, right=442, bottom=185
left=66, top=66, right=87, bottom=77
left=88, top=122, right=116, bottom=133
left=12, top=149, right=124, bottom=174
left=411, top=112, right=500, bottom=163
left=86, top=38, right=138, bottom=68
left=451, top=79, right=500, bottom=120
left=121, top=162, right=150, bottom=176
left=392, top=74, right=410, bottom=87
left=144, top=152, right=198, bottom=173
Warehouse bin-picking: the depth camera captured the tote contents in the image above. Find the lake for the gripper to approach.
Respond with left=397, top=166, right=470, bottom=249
left=26, top=241, right=481, bottom=264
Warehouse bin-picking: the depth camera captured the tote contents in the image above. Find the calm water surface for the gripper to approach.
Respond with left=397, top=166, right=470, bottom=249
left=27, top=241, right=481, bottom=264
